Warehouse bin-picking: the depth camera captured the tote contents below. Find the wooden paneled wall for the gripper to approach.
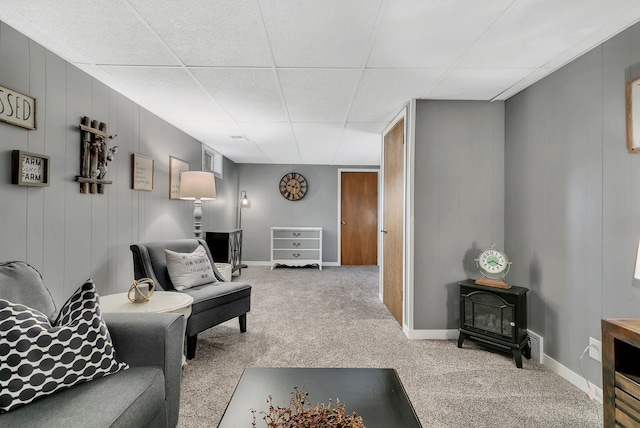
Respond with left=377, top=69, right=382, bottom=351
left=0, top=22, right=236, bottom=307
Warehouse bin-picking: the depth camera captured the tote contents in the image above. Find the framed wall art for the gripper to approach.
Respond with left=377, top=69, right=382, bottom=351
left=627, top=76, right=640, bottom=153
left=12, top=150, right=49, bottom=187
left=131, top=153, right=154, bottom=191
left=0, top=84, right=36, bottom=130
left=169, top=156, right=189, bottom=199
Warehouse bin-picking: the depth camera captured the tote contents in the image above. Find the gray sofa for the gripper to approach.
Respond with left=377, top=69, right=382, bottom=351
left=130, top=238, right=251, bottom=359
left=0, top=261, right=185, bottom=428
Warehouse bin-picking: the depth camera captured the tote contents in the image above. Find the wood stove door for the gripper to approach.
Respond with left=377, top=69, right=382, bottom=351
left=461, top=291, right=516, bottom=340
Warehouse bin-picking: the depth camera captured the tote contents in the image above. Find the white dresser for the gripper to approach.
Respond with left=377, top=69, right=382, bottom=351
left=270, top=227, right=322, bottom=270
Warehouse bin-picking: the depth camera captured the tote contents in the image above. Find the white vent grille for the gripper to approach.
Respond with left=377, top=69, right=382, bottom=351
left=528, top=330, right=543, bottom=363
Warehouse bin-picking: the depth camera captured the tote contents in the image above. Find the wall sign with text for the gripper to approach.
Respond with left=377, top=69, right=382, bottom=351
left=0, top=85, right=36, bottom=130
left=131, top=153, right=154, bottom=191
left=12, top=150, right=49, bottom=187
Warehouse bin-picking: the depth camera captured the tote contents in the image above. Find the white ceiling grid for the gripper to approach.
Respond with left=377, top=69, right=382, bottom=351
left=2, top=0, right=640, bottom=165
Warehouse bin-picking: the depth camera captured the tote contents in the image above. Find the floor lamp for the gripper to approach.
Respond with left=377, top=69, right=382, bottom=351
left=179, top=171, right=216, bottom=238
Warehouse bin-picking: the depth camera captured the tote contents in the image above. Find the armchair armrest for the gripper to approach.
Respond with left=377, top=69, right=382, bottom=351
left=103, top=312, right=185, bottom=427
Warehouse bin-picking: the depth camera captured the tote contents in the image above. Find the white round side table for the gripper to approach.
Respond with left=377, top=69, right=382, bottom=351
left=100, top=291, right=194, bottom=365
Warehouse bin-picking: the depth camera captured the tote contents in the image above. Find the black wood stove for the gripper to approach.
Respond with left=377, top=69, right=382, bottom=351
left=457, top=280, right=531, bottom=368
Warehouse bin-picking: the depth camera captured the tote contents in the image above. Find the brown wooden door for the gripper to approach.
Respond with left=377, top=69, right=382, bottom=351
left=383, top=118, right=404, bottom=325
left=341, top=172, right=378, bottom=265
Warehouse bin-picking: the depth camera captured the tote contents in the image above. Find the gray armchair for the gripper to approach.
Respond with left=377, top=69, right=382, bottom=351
left=0, top=261, right=184, bottom=428
left=130, top=238, right=251, bottom=359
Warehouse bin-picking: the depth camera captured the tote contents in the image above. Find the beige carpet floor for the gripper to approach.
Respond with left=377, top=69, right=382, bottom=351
left=178, top=266, right=602, bottom=427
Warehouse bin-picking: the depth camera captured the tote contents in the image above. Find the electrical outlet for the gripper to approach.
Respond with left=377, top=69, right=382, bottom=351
left=589, top=337, right=602, bottom=362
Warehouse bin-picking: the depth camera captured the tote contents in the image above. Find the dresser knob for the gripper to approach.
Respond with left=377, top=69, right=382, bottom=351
left=292, top=232, right=301, bottom=237
left=293, top=242, right=301, bottom=247
left=293, top=253, right=300, bottom=257
left=510, top=322, right=516, bottom=327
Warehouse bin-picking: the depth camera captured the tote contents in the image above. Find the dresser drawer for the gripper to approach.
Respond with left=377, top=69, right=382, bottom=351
left=273, top=230, right=320, bottom=239
left=273, top=239, right=320, bottom=250
left=616, top=372, right=640, bottom=400
left=615, top=392, right=640, bottom=427
left=273, top=250, right=320, bottom=261
left=615, top=374, right=640, bottom=426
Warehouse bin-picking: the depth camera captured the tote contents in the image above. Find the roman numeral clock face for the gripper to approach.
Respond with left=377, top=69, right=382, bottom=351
left=279, top=172, right=307, bottom=201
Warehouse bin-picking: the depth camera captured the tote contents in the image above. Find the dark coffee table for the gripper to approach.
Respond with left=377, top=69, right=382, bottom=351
left=217, top=367, right=422, bottom=428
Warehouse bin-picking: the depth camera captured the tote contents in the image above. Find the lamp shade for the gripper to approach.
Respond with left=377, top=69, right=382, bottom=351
left=179, top=171, right=216, bottom=200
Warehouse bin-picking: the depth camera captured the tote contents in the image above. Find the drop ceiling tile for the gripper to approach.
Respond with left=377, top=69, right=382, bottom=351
left=492, top=67, right=555, bottom=100
left=333, top=123, right=382, bottom=165
left=207, top=141, right=272, bottom=163
left=544, top=4, right=640, bottom=69
left=427, top=68, right=533, bottom=100
left=459, top=0, right=640, bottom=68
left=364, top=148, right=382, bottom=165
left=240, top=122, right=296, bottom=146
left=257, top=143, right=303, bottom=164
left=368, top=0, right=511, bottom=68
left=292, top=123, right=343, bottom=164
left=100, top=66, right=231, bottom=121
left=239, top=122, right=302, bottom=163
left=349, top=68, right=447, bottom=122
left=259, top=0, right=382, bottom=67
left=1, top=0, right=178, bottom=66
left=341, top=122, right=384, bottom=146
left=173, top=120, right=244, bottom=144
left=129, top=0, right=272, bottom=67
left=278, top=68, right=361, bottom=122
left=192, top=68, right=287, bottom=121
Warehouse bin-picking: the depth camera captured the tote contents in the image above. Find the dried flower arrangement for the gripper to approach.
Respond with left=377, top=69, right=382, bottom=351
left=251, top=384, right=366, bottom=428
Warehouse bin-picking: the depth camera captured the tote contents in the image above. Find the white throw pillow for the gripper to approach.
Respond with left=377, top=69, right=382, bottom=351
left=165, top=245, right=216, bottom=290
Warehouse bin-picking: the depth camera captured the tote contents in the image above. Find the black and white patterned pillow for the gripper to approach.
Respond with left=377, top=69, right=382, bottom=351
left=0, top=280, right=128, bottom=412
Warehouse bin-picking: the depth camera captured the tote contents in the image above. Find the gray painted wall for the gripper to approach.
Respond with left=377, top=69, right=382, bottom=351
left=0, top=22, right=237, bottom=307
left=237, top=164, right=377, bottom=263
left=505, top=21, right=640, bottom=387
left=412, top=100, right=505, bottom=329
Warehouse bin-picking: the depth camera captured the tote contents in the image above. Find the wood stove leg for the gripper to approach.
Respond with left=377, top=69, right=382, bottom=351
left=512, top=348, right=523, bottom=368
left=457, top=332, right=466, bottom=348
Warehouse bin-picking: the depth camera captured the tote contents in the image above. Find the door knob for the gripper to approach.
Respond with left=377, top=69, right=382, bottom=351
left=341, top=221, right=346, bottom=225
left=381, top=229, right=388, bottom=234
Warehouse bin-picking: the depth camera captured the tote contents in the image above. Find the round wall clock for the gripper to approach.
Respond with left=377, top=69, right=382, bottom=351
left=474, top=243, right=512, bottom=288
left=279, top=172, right=307, bottom=201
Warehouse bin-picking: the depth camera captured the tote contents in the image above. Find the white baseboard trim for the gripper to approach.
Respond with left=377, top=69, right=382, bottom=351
left=542, top=354, right=603, bottom=403
left=244, top=261, right=271, bottom=267
left=244, top=261, right=339, bottom=267
left=403, top=327, right=459, bottom=340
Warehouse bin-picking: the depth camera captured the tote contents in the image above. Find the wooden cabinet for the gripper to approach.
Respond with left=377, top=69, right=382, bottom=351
left=205, top=229, right=244, bottom=275
left=602, top=318, right=640, bottom=427
left=270, top=227, right=322, bottom=270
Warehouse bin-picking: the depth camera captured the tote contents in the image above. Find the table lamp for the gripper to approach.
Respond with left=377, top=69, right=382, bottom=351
left=179, top=171, right=216, bottom=238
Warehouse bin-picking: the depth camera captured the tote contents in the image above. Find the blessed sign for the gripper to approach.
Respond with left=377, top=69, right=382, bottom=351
left=0, top=84, right=36, bottom=130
